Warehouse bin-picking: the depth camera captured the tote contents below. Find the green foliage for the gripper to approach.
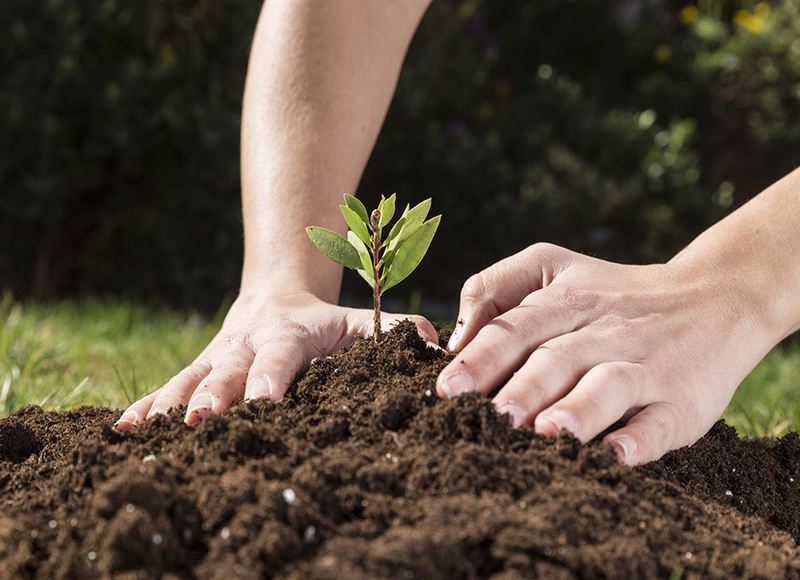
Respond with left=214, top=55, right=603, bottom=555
left=2, top=1, right=800, bottom=308
left=305, top=227, right=362, bottom=270
left=307, top=195, right=440, bottom=298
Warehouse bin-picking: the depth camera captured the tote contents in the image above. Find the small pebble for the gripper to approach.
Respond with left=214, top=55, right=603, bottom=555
left=304, top=525, right=317, bottom=543
left=125, top=503, right=135, bottom=513
left=791, top=478, right=795, bottom=483
left=87, top=551, right=97, bottom=561
left=725, top=490, right=733, bottom=497
left=48, top=520, right=57, bottom=529
left=404, top=571, right=414, bottom=579
left=152, top=534, right=162, bottom=546
left=30, top=530, right=38, bottom=538
left=544, top=547, right=552, bottom=556
left=520, top=501, right=527, bottom=508
left=385, top=453, right=392, bottom=459
left=685, top=552, right=692, bottom=559
left=220, top=527, right=230, bottom=540
left=70, top=518, right=78, bottom=527
left=392, top=456, right=399, bottom=463
left=138, top=466, right=146, bottom=474
left=282, top=488, right=296, bottom=504
left=142, top=454, right=156, bottom=463
left=758, top=541, right=763, bottom=546
left=425, top=390, right=432, bottom=397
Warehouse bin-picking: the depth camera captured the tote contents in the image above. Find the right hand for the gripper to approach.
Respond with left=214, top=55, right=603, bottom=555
left=114, top=290, right=439, bottom=429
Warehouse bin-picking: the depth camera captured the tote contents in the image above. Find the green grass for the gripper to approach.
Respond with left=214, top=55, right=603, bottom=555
left=1, top=293, right=799, bottom=438
left=0, top=293, right=221, bottom=415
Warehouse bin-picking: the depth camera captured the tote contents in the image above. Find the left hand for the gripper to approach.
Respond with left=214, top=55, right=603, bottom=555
left=436, top=243, right=773, bottom=465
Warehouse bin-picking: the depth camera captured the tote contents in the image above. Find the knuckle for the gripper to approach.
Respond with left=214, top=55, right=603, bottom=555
left=219, top=332, right=255, bottom=353
left=548, top=285, right=596, bottom=311
left=527, top=242, right=558, bottom=261
left=461, top=273, right=487, bottom=302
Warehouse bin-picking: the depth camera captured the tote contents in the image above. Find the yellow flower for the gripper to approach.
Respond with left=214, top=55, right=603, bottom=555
left=754, top=2, right=771, bottom=18
left=654, top=44, right=672, bottom=64
left=680, top=5, right=699, bottom=25
left=734, top=10, right=765, bottom=34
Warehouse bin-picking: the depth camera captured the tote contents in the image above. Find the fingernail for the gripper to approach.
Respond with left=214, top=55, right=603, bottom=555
left=447, top=325, right=462, bottom=352
left=149, top=407, right=169, bottom=417
left=441, top=372, right=475, bottom=399
left=115, top=410, right=138, bottom=429
left=187, top=393, right=215, bottom=423
left=608, top=435, right=637, bottom=462
left=426, top=341, right=443, bottom=351
left=496, top=401, right=526, bottom=429
left=246, top=378, right=273, bottom=400
left=536, top=409, right=577, bottom=436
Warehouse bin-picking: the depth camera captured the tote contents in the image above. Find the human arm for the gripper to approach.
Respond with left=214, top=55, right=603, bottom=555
left=116, top=0, right=434, bottom=429
left=437, top=167, right=800, bottom=465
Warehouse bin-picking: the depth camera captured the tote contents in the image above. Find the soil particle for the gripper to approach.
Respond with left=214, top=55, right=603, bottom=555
left=1, top=320, right=800, bottom=579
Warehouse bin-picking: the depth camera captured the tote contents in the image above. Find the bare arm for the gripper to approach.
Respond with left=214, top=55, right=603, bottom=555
left=116, top=0, right=433, bottom=429
left=240, top=0, right=432, bottom=301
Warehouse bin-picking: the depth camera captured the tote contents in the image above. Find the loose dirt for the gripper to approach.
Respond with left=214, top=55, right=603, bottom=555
left=1, top=321, right=799, bottom=579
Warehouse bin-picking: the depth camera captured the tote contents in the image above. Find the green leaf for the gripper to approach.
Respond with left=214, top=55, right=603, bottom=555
left=387, top=199, right=431, bottom=253
left=356, top=268, right=376, bottom=289
left=378, top=193, right=396, bottom=229
left=306, top=227, right=361, bottom=269
left=340, top=205, right=371, bottom=245
left=381, top=215, right=440, bottom=294
left=383, top=216, right=406, bottom=250
left=402, top=199, right=431, bottom=238
left=347, top=231, right=373, bottom=276
left=343, top=194, right=370, bottom=225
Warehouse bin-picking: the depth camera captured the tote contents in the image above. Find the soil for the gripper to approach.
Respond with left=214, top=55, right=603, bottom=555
left=1, top=320, right=800, bottom=579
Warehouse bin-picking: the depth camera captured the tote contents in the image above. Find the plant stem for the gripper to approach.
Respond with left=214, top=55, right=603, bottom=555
left=371, top=228, right=381, bottom=343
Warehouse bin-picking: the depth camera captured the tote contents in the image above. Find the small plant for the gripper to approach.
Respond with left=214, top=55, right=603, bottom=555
left=306, top=193, right=440, bottom=343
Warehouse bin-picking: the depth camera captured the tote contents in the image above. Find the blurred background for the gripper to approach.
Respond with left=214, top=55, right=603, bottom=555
left=1, top=0, right=799, bottom=431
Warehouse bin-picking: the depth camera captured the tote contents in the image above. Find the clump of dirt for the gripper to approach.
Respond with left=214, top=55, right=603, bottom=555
left=1, top=320, right=799, bottom=579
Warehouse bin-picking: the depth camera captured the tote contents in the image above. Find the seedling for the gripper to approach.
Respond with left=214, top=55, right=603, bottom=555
left=306, top=193, right=440, bottom=343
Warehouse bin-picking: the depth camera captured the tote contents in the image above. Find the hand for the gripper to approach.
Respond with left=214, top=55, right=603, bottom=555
left=436, top=243, right=772, bottom=465
left=115, top=291, right=438, bottom=429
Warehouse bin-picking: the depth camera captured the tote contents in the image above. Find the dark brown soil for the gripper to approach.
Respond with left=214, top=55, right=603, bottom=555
left=1, top=320, right=800, bottom=579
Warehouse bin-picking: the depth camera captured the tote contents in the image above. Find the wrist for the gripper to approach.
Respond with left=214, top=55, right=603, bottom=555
left=667, top=232, right=796, bottom=349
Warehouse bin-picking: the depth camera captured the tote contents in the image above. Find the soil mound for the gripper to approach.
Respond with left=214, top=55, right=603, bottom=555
left=1, top=320, right=799, bottom=579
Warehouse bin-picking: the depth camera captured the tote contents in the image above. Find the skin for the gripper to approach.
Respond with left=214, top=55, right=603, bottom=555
left=438, top=171, right=800, bottom=465
left=117, top=0, right=800, bottom=466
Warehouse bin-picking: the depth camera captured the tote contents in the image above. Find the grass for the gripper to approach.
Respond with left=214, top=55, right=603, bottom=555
left=1, top=293, right=799, bottom=437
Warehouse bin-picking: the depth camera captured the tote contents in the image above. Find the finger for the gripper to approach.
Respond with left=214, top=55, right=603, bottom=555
left=531, top=362, right=644, bottom=442
left=146, top=361, right=212, bottom=419
left=448, top=243, right=571, bottom=352
left=602, top=402, right=684, bottom=466
left=185, top=343, right=255, bottom=425
left=436, top=289, right=585, bottom=399
left=491, top=328, right=640, bottom=428
left=244, top=337, right=310, bottom=401
left=115, top=391, right=158, bottom=431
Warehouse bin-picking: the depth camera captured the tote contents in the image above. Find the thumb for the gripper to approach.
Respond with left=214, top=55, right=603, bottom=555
left=449, top=243, right=568, bottom=352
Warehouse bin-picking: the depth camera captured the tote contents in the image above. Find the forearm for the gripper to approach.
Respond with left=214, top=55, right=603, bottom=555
left=670, top=168, right=800, bottom=342
left=240, top=0, right=430, bottom=302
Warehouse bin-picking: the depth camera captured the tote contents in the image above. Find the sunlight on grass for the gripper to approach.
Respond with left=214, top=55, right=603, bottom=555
left=724, top=342, right=800, bottom=438
left=1, top=293, right=799, bottom=438
left=0, top=293, right=220, bottom=415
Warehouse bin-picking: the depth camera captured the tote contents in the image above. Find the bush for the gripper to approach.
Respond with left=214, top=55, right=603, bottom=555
left=1, top=0, right=798, bottom=310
